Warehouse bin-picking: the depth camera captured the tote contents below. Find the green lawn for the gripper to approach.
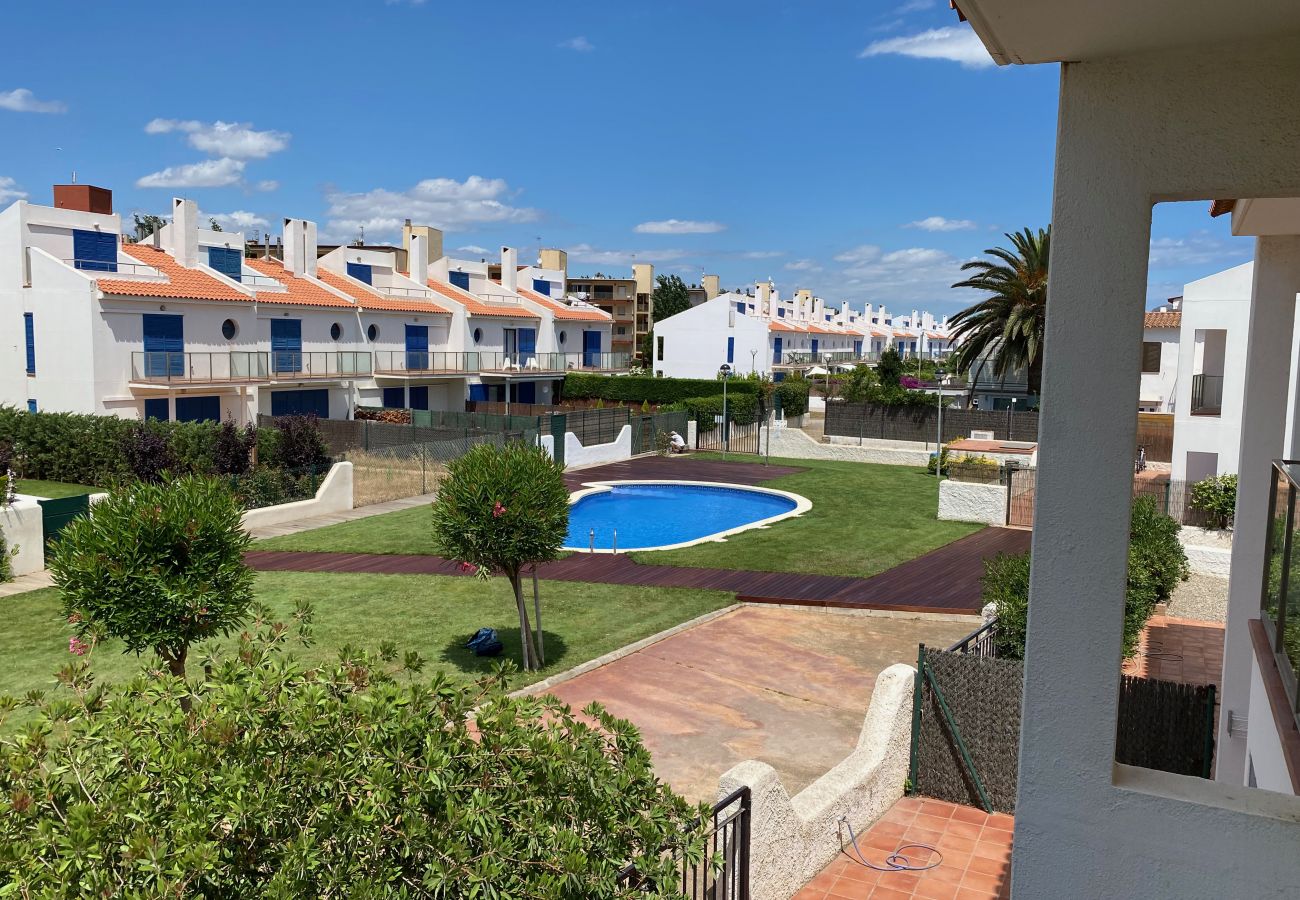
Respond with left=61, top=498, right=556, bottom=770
left=14, top=479, right=100, bottom=499
left=0, top=572, right=732, bottom=720
left=259, top=504, right=434, bottom=555
left=630, top=455, right=981, bottom=578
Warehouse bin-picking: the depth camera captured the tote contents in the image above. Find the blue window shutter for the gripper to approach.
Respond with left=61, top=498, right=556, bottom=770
left=469, top=383, right=489, bottom=402
left=382, top=387, right=406, bottom=409
left=23, top=313, right=34, bottom=374
left=144, top=398, right=169, bottom=421
left=582, top=330, right=601, bottom=367
left=532, top=278, right=550, bottom=296
left=772, top=336, right=782, bottom=364
left=777, top=308, right=785, bottom=318
left=142, top=314, right=184, bottom=377
left=405, top=324, right=429, bottom=369
left=727, top=337, right=735, bottom=364
left=449, top=271, right=470, bottom=290
left=72, top=229, right=118, bottom=272
left=271, top=389, right=328, bottom=418
left=517, top=328, right=536, bottom=355
left=271, top=319, right=302, bottom=373
left=517, top=382, right=536, bottom=404
left=347, top=262, right=373, bottom=285
left=853, top=340, right=863, bottom=356
left=26, top=399, right=37, bottom=413
left=175, top=395, right=221, bottom=423
left=408, top=385, right=429, bottom=411
left=208, top=247, right=242, bottom=282
left=811, top=339, right=819, bottom=356
left=736, top=302, right=744, bottom=314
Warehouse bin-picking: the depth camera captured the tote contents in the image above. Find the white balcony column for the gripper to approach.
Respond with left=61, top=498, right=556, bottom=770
left=1217, top=235, right=1300, bottom=784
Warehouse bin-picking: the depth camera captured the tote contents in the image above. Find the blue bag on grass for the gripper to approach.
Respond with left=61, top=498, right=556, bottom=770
left=465, top=627, right=504, bottom=657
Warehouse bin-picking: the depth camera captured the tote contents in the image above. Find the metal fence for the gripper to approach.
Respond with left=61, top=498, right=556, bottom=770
left=630, top=410, right=690, bottom=455
left=826, top=402, right=1040, bottom=445
left=264, top=412, right=541, bottom=458
left=342, top=433, right=526, bottom=505
left=566, top=407, right=630, bottom=447
left=978, top=467, right=1213, bottom=529
left=617, top=786, right=750, bottom=899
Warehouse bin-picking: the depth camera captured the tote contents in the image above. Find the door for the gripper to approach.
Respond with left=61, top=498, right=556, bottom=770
left=271, top=319, right=302, bottom=373
left=772, top=337, right=782, bottom=365
left=517, top=382, right=536, bottom=404
left=175, top=395, right=221, bottom=422
left=144, top=398, right=169, bottom=421
left=409, top=385, right=429, bottom=411
left=405, top=324, right=429, bottom=371
left=517, top=328, right=537, bottom=364
left=270, top=389, right=329, bottom=418
left=382, top=387, right=406, bottom=409
left=853, top=339, right=863, bottom=357
left=811, top=338, right=819, bottom=359
left=582, top=330, right=601, bottom=367
left=142, top=313, right=184, bottom=378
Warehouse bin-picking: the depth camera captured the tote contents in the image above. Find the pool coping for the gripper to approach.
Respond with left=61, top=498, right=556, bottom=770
left=562, top=479, right=813, bottom=554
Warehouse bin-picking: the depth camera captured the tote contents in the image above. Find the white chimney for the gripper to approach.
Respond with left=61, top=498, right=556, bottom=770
left=172, top=197, right=199, bottom=267
left=283, top=218, right=319, bottom=278
left=409, top=233, right=429, bottom=284
left=501, top=246, right=518, bottom=293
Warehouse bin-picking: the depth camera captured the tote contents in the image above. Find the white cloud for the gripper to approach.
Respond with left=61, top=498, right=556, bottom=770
left=895, top=0, right=935, bottom=12
left=457, top=244, right=489, bottom=256
left=737, top=250, right=784, bottom=259
left=906, top=215, right=977, bottom=232
left=205, top=210, right=270, bottom=231
left=145, top=119, right=290, bottom=159
left=568, top=243, right=691, bottom=267
left=859, top=27, right=994, bottom=68
left=325, top=175, right=539, bottom=239
left=0, top=88, right=66, bottom=113
left=558, top=36, right=594, bottom=52
left=784, top=258, right=822, bottom=272
left=255, top=180, right=279, bottom=192
left=1148, top=232, right=1253, bottom=269
left=136, top=158, right=246, bottom=189
left=633, top=218, right=726, bottom=235
left=0, top=176, right=27, bottom=204
left=833, top=244, right=882, bottom=264
left=827, top=244, right=971, bottom=305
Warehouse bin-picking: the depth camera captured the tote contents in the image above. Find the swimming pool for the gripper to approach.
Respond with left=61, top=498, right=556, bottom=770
left=563, top=481, right=811, bottom=552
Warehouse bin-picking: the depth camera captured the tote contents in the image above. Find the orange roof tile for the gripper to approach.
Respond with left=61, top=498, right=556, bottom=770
left=769, top=320, right=802, bottom=333
left=245, top=258, right=356, bottom=308
left=316, top=267, right=450, bottom=315
left=927, top=332, right=947, bottom=340
left=1144, top=310, right=1181, bottom=329
left=1209, top=199, right=1236, bottom=218
left=96, top=243, right=252, bottom=303
left=893, top=330, right=914, bottom=338
left=426, top=279, right=539, bottom=319
left=516, top=286, right=610, bottom=322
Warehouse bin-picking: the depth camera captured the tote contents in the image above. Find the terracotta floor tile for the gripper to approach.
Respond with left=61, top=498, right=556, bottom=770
left=935, top=833, right=978, bottom=855
left=960, top=871, right=1006, bottom=894
left=919, top=800, right=957, bottom=819
left=835, top=865, right=881, bottom=886
left=945, top=820, right=985, bottom=841
left=868, top=886, right=915, bottom=900
left=950, top=805, right=988, bottom=825
left=915, top=812, right=953, bottom=833
left=915, top=880, right=961, bottom=900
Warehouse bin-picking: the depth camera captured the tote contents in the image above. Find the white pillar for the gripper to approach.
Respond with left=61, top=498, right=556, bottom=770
left=1216, top=235, right=1300, bottom=783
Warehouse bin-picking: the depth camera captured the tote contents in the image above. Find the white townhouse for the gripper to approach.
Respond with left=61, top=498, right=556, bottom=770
left=1138, top=303, right=1181, bottom=413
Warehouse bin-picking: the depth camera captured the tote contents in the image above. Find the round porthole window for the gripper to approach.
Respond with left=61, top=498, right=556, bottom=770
left=473, top=327, right=483, bottom=344
left=367, top=324, right=379, bottom=342
left=330, top=322, right=343, bottom=341
left=221, top=318, right=237, bottom=340
left=558, top=331, right=567, bottom=345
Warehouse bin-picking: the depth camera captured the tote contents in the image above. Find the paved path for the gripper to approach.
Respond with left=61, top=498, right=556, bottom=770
left=0, top=570, right=55, bottom=598
left=245, top=492, right=439, bottom=540
left=246, top=527, right=1029, bottom=614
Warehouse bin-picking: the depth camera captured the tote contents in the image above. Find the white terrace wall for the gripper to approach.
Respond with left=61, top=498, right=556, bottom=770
left=1, top=496, right=45, bottom=576
left=762, top=425, right=932, bottom=466
left=539, top=425, right=634, bottom=468
left=240, top=461, right=354, bottom=530
left=938, top=479, right=1007, bottom=525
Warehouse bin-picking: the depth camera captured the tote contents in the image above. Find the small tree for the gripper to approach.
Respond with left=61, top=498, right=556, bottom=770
left=877, top=348, right=904, bottom=388
left=431, top=442, right=570, bottom=671
left=48, top=476, right=254, bottom=685
left=840, top=364, right=878, bottom=403
left=651, top=273, right=691, bottom=322
left=270, top=414, right=330, bottom=470
left=1189, top=474, right=1238, bottom=529
left=131, top=212, right=167, bottom=242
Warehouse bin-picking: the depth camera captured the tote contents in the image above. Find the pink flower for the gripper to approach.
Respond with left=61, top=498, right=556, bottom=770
left=68, top=636, right=89, bottom=656
left=459, top=562, right=478, bottom=574
left=492, top=501, right=507, bottom=518
left=67, top=612, right=82, bottom=625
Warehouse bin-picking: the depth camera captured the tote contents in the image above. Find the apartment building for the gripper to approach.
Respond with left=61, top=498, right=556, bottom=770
left=0, top=186, right=616, bottom=420
left=1139, top=301, right=1181, bottom=413
left=560, top=263, right=653, bottom=357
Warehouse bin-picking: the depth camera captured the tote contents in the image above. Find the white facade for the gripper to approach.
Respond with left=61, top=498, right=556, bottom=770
left=1138, top=313, right=1181, bottom=413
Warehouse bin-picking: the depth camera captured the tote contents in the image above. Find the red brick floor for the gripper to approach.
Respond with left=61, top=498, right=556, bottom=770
left=1122, top=614, right=1225, bottom=687
left=792, top=798, right=1012, bottom=900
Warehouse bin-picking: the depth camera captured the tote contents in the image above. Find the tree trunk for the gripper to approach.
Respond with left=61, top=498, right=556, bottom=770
left=509, top=571, right=540, bottom=671
left=531, top=565, right=545, bottom=668
left=160, top=644, right=191, bottom=712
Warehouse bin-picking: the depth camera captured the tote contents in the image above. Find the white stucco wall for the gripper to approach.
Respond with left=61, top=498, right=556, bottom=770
left=764, top=425, right=932, bottom=465
left=1245, top=651, right=1295, bottom=795
left=564, top=424, right=632, bottom=467
left=938, top=479, right=1007, bottom=525
left=654, top=293, right=771, bottom=379
left=0, top=496, right=45, bottom=576
left=717, top=664, right=915, bottom=900
left=1179, top=526, right=1233, bottom=577
left=239, top=461, right=354, bottom=529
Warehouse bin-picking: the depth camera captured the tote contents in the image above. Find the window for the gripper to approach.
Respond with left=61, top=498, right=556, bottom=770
left=330, top=323, right=343, bottom=341
left=270, top=389, right=329, bottom=418
left=656, top=336, right=664, bottom=361
left=176, top=395, right=221, bottom=423
left=616, top=326, right=626, bottom=335
left=72, top=229, right=117, bottom=272
left=382, top=387, right=406, bottom=409
left=23, top=313, right=34, bottom=375
left=26, top=399, right=36, bottom=413
left=208, top=247, right=242, bottom=282
left=221, top=319, right=238, bottom=340
left=558, top=331, right=567, bottom=345
left=347, top=262, right=373, bottom=285
left=367, top=324, right=379, bottom=342
left=736, top=302, right=745, bottom=314
left=1141, top=341, right=1162, bottom=373
left=727, top=336, right=735, bottom=364
left=473, top=327, right=483, bottom=344
left=449, top=271, right=471, bottom=290
left=144, top=398, right=168, bottom=421
left=777, top=308, right=785, bottom=318
left=532, top=278, right=551, bottom=297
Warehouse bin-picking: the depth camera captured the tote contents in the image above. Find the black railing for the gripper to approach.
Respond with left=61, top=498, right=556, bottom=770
left=617, top=786, right=751, bottom=899
left=948, top=619, right=999, bottom=658
left=1190, top=373, right=1224, bottom=415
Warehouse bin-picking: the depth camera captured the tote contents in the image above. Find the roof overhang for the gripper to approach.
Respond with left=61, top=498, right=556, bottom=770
left=954, top=0, right=1300, bottom=66
left=1224, top=198, right=1300, bottom=237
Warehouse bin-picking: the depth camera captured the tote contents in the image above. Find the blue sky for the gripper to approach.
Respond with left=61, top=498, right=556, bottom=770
left=0, top=0, right=1253, bottom=315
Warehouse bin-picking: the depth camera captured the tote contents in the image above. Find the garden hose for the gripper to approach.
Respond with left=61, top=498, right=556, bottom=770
left=837, top=816, right=943, bottom=873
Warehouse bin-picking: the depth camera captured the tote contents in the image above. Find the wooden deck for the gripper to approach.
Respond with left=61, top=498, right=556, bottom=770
left=561, top=455, right=806, bottom=490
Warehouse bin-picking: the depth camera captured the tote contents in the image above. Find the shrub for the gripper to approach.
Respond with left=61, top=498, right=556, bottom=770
left=674, top=392, right=759, bottom=431
left=876, top=348, right=904, bottom=388
left=562, top=373, right=759, bottom=405
left=48, top=475, right=254, bottom=681
left=775, top=378, right=810, bottom=417
left=983, top=552, right=1031, bottom=659
left=431, top=442, right=570, bottom=671
left=0, top=627, right=709, bottom=897
left=840, top=365, right=878, bottom=403
left=212, top=421, right=257, bottom=475
left=121, top=420, right=178, bottom=484
left=1190, top=474, right=1238, bottom=529
left=267, top=414, right=330, bottom=471
left=1129, top=494, right=1190, bottom=602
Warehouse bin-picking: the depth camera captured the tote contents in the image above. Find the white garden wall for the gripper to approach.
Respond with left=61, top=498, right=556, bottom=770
left=1, top=496, right=45, bottom=576
left=763, top=426, right=932, bottom=466
left=1179, top=526, right=1233, bottom=577
left=938, top=479, right=1007, bottom=525
left=240, top=462, right=354, bottom=530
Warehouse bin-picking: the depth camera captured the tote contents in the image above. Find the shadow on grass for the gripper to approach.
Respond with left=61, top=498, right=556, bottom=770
left=437, top=628, right=570, bottom=679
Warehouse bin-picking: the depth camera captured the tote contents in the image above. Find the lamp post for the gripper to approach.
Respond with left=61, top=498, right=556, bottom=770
left=1008, top=396, right=1018, bottom=440
left=719, top=363, right=732, bottom=459
left=935, top=368, right=947, bottom=480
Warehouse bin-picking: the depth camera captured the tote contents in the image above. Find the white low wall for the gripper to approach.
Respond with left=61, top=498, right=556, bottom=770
left=938, top=478, right=1007, bottom=525
left=717, top=664, right=915, bottom=900
left=565, top=424, right=632, bottom=467
left=1, top=496, right=46, bottom=577
left=240, top=461, right=354, bottom=530
left=1179, top=526, right=1233, bottom=577
left=761, top=426, right=932, bottom=466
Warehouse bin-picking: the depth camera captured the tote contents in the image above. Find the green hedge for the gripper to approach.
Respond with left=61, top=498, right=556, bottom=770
left=774, top=380, right=810, bottom=417
left=674, top=393, right=759, bottom=432
left=562, top=373, right=758, bottom=405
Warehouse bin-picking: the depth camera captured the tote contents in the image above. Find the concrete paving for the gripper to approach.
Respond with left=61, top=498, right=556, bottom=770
left=539, top=605, right=974, bottom=803
left=0, top=569, right=55, bottom=598
left=244, top=492, right=438, bottom=540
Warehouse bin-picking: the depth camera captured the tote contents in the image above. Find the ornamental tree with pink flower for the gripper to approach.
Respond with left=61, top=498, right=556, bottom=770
left=431, top=441, right=570, bottom=671
left=47, top=475, right=254, bottom=692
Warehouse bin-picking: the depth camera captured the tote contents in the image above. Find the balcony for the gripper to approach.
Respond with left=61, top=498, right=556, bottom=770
left=776, top=350, right=874, bottom=367
left=374, top=350, right=632, bottom=376
left=268, top=351, right=372, bottom=379
left=67, top=259, right=164, bottom=278
left=131, top=351, right=270, bottom=385
left=1191, top=373, right=1224, bottom=416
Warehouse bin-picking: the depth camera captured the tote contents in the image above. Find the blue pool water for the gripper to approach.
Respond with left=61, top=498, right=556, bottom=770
left=564, top=482, right=798, bottom=551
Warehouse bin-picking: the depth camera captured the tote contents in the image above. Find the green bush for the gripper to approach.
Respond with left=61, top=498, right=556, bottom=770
left=0, top=532, right=11, bottom=584
left=562, top=373, right=759, bottom=405
left=984, top=496, right=1188, bottom=660
left=775, top=378, right=810, bottom=417
left=0, top=627, right=709, bottom=897
left=1189, top=474, right=1238, bottom=529
left=48, top=475, right=255, bottom=681
left=674, top=392, right=759, bottom=431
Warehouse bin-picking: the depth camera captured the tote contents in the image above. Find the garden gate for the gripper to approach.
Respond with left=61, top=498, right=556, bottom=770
left=37, top=494, right=92, bottom=545
left=1005, top=466, right=1036, bottom=528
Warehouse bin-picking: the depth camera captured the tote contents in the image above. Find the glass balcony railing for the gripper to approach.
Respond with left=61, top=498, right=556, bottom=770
left=373, top=350, right=632, bottom=375
left=1261, top=460, right=1300, bottom=737
left=1191, top=373, right=1224, bottom=415
left=267, top=351, right=372, bottom=378
left=131, top=351, right=270, bottom=383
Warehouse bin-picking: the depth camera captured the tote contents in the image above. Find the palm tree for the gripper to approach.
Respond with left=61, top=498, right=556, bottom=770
left=948, top=226, right=1050, bottom=400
